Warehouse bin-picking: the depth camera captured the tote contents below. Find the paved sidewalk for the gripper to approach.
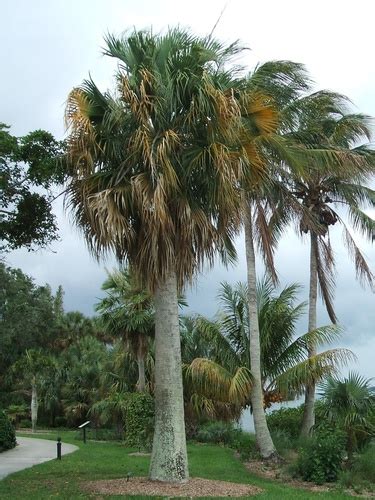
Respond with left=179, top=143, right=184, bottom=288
left=0, top=437, right=78, bottom=479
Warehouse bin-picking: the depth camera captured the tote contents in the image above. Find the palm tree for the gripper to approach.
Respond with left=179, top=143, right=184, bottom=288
left=240, top=61, right=313, bottom=458
left=96, top=268, right=154, bottom=392
left=186, top=280, right=353, bottom=430
left=11, top=349, right=55, bottom=433
left=319, top=372, right=375, bottom=463
left=280, top=92, right=375, bottom=435
left=90, top=391, right=128, bottom=439
left=60, top=336, right=108, bottom=426
left=54, top=311, right=96, bottom=350
left=65, top=28, right=274, bottom=482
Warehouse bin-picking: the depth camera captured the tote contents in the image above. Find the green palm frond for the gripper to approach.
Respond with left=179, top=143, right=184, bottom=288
left=274, top=348, right=355, bottom=397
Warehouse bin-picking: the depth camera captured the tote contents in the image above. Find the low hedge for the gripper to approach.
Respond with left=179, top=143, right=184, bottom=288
left=0, top=410, right=16, bottom=452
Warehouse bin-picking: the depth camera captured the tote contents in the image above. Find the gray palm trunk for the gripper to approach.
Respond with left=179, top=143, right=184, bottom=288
left=244, top=203, right=276, bottom=458
left=136, top=341, right=146, bottom=392
left=31, top=379, right=38, bottom=434
left=149, top=270, right=189, bottom=482
left=301, top=231, right=318, bottom=437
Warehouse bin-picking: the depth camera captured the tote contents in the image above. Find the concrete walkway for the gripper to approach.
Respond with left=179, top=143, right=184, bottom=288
left=0, top=437, right=78, bottom=480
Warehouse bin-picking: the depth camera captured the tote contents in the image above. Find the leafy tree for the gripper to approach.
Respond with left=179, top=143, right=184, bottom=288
left=0, top=263, right=57, bottom=396
left=0, top=123, right=65, bottom=251
left=319, top=372, right=375, bottom=463
left=65, top=28, right=271, bottom=481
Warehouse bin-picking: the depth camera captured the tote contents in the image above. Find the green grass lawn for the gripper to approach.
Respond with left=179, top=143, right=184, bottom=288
left=0, top=431, right=352, bottom=499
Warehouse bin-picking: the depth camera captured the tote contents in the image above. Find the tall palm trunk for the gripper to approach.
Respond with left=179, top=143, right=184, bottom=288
left=244, top=203, right=276, bottom=459
left=136, top=339, right=146, bottom=392
left=301, top=231, right=318, bottom=437
left=149, top=270, right=189, bottom=482
left=31, top=379, right=38, bottom=434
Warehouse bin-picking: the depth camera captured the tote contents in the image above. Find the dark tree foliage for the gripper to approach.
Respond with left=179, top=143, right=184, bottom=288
left=0, top=123, right=65, bottom=251
left=0, top=264, right=56, bottom=382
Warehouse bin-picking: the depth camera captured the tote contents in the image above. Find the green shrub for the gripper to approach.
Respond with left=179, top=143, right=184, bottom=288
left=270, top=429, right=296, bottom=457
left=196, top=421, right=241, bottom=446
left=296, top=426, right=345, bottom=484
left=54, top=416, right=67, bottom=428
left=231, top=430, right=258, bottom=460
left=124, top=392, right=154, bottom=451
left=267, top=406, right=303, bottom=440
left=338, top=443, right=375, bottom=491
left=0, top=410, right=16, bottom=452
left=5, top=405, right=29, bottom=427
left=18, top=419, right=32, bottom=429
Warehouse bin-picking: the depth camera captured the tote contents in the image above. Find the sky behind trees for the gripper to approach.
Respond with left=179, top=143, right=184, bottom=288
left=1, top=0, right=375, bottom=378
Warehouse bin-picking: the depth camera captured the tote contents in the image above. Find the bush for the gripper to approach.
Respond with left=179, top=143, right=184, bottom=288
left=270, top=429, right=297, bottom=457
left=0, top=410, right=16, bottom=452
left=18, top=419, right=32, bottom=429
left=54, top=416, right=67, bottom=428
left=296, top=426, right=346, bottom=484
left=196, top=421, right=241, bottom=446
left=231, top=430, right=258, bottom=460
left=338, top=443, right=375, bottom=491
left=124, top=392, right=154, bottom=451
left=267, top=406, right=303, bottom=440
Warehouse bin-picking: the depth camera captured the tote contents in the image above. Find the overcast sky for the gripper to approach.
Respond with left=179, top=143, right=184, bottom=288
left=1, top=0, right=375, bottom=380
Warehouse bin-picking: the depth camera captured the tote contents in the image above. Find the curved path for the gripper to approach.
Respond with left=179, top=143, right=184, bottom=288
left=0, top=437, right=78, bottom=480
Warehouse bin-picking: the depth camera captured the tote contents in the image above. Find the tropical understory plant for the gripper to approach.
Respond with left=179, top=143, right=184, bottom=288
left=65, top=28, right=276, bottom=482
left=319, top=372, right=375, bottom=464
left=95, top=268, right=154, bottom=392
left=185, top=279, right=353, bottom=446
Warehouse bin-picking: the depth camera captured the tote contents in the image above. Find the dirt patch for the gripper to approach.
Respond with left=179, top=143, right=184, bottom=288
left=83, top=476, right=263, bottom=497
left=128, top=452, right=151, bottom=457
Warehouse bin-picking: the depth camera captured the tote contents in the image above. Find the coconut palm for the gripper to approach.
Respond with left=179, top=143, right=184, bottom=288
left=279, top=92, right=375, bottom=436
left=96, top=268, right=154, bottom=392
left=240, top=61, right=313, bottom=458
left=186, top=280, right=353, bottom=430
left=319, top=372, right=375, bottom=463
left=65, top=28, right=275, bottom=481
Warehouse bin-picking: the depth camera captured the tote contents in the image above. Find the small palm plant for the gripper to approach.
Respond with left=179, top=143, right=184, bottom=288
left=319, top=372, right=375, bottom=464
left=96, top=268, right=154, bottom=392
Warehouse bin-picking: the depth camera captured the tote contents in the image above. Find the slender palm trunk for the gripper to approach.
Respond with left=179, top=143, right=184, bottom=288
left=31, top=380, right=38, bottom=434
left=301, top=231, right=318, bottom=437
left=244, top=203, right=276, bottom=459
left=136, top=340, right=146, bottom=392
left=149, top=270, right=189, bottom=482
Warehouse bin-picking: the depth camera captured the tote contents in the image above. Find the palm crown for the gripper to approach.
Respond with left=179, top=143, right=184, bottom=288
left=65, top=29, right=277, bottom=291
